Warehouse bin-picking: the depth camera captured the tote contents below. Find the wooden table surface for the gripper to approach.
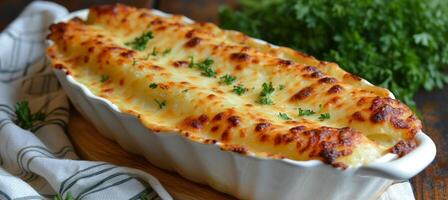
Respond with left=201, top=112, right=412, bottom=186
left=0, top=1, right=446, bottom=199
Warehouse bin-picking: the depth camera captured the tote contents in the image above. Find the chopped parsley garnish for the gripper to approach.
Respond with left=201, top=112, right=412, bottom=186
left=143, top=54, right=150, bottom=60
left=258, top=82, right=275, bottom=105
left=279, top=112, right=291, bottom=120
left=187, top=56, right=216, bottom=77
left=182, top=89, right=189, bottom=93
left=149, top=83, right=158, bottom=89
left=278, top=84, right=285, bottom=90
left=298, top=108, right=315, bottom=116
left=132, top=59, right=137, bottom=66
left=188, top=56, right=195, bottom=68
left=151, top=47, right=158, bottom=56
left=14, top=101, right=47, bottom=130
left=195, top=57, right=216, bottom=77
left=100, top=74, right=109, bottom=83
left=318, top=113, right=331, bottom=121
left=220, top=0, right=448, bottom=108
left=154, top=99, right=166, bottom=109
left=233, top=84, right=248, bottom=95
left=162, top=48, right=172, bottom=56
left=318, top=104, right=323, bottom=112
left=125, top=31, right=153, bottom=51
left=53, top=192, right=74, bottom=200
left=219, top=74, right=237, bottom=85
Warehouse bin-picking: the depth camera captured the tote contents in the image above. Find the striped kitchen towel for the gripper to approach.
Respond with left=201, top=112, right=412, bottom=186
left=0, top=1, right=172, bottom=199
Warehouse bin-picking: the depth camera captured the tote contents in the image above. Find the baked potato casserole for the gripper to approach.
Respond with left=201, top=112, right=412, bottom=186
left=47, top=4, right=421, bottom=168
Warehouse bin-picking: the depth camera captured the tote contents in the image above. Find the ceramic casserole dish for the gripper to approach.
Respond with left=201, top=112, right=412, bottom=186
left=49, top=7, right=436, bottom=200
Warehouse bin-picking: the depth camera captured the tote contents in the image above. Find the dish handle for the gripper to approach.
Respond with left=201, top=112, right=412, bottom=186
left=355, top=132, right=436, bottom=180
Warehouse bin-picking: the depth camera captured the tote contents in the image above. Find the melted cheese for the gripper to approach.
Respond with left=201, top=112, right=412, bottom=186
left=47, top=4, right=421, bottom=167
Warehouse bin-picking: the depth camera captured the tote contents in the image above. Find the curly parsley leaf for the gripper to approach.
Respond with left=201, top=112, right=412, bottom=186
left=151, top=47, right=158, bottom=56
left=258, top=82, right=275, bottom=105
left=220, top=0, right=448, bottom=108
left=195, top=57, right=216, bottom=77
left=188, top=56, right=195, bottom=68
left=149, top=83, right=158, bottom=89
left=126, top=31, right=153, bottom=51
left=233, top=84, right=248, bottom=95
left=220, top=74, right=237, bottom=85
left=318, top=113, right=331, bottom=121
left=278, top=84, right=285, bottom=90
left=162, top=48, right=172, bottom=56
left=154, top=99, right=166, bottom=109
left=279, top=112, right=291, bottom=120
left=15, top=101, right=47, bottom=130
left=298, top=108, right=315, bottom=116
left=100, top=74, right=109, bottom=83
left=53, top=192, right=74, bottom=200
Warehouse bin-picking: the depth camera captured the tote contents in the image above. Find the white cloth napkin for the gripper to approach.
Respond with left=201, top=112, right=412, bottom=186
left=0, top=1, right=172, bottom=199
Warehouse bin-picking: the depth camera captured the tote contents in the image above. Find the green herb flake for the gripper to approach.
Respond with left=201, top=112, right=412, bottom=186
left=162, top=48, right=172, bottom=56
left=149, top=83, right=158, bottom=89
left=258, top=82, right=275, bottom=105
left=188, top=56, right=195, bottom=68
left=14, top=101, right=47, bottom=131
left=318, top=104, right=324, bottom=112
left=279, top=84, right=285, bottom=90
left=54, top=192, right=74, bottom=200
left=132, top=59, right=137, bottom=66
left=125, top=31, right=153, bottom=51
left=151, top=47, right=158, bottom=56
left=279, top=112, right=291, bottom=120
left=219, top=74, right=237, bottom=85
left=233, top=84, right=248, bottom=95
left=298, top=108, right=315, bottom=116
left=100, top=74, right=109, bottom=83
left=195, top=57, right=216, bottom=77
left=220, top=1, right=448, bottom=108
left=182, top=89, right=189, bottom=93
left=154, top=99, right=166, bottom=109
left=318, top=113, right=331, bottom=121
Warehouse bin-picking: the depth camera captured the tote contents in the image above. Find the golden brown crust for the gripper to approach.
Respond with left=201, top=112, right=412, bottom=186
left=47, top=4, right=422, bottom=166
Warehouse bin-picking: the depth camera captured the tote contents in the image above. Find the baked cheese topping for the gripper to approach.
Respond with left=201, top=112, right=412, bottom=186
left=47, top=4, right=421, bottom=167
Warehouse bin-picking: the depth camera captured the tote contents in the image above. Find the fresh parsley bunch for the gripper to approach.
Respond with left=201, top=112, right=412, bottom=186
left=220, top=0, right=448, bottom=107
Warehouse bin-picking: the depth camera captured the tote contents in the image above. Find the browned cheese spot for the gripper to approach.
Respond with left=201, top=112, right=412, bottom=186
left=185, top=29, right=195, bottom=38
left=221, top=130, right=231, bottom=142
left=277, top=59, right=293, bottom=66
left=173, top=60, right=189, bottom=68
left=227, top=116, right=241, bottom=127
left=344, top=73, right=362, bottom=81
left=391, top=117, right=410, bottom=129
left=319, top=77, right=337, bottom=84
left=302, top=66, right=318, bottom=72
left=289, top=125, right=306, bottom=133
left=213, top=112, right=225, bottom=121
left=255, top=122, right=271, bottom=132
left=390, top=140, right=417, bottom=157
left=351, top=111, right=365, bottom=122
left=291, top=86, right=313, bottom=101
left=230, top=52, right=250, bottom=62
left=185, top=37, right=202, bottom=48
left=198, top=114, right=209, bottom=123
left=328, top=85, right=344, bottom=94
left=225, top=145, right=248, bottom=154
left=211, top=126, right=219, bottom=132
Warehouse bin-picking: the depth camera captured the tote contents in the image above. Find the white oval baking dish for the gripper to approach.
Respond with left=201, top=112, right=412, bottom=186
left=50, top=9, right=436, bottom=200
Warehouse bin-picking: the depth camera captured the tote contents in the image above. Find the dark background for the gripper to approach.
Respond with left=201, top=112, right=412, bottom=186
left=0, top=0, right=446, bottom=199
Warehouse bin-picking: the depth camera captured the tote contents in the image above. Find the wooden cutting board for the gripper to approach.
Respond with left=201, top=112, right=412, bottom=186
left=68, top=109, right=414, bottom=200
